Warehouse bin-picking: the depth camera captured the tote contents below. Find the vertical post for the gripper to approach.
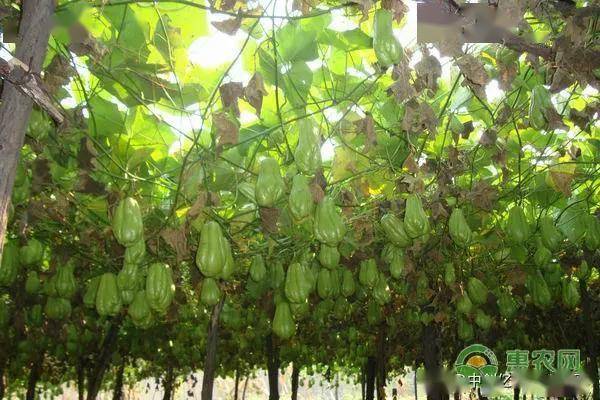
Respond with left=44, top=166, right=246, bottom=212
left=581, top=279, right=599, bottom=400
left=242, top=376, right=249, bottom=400
left=162, top=364, right=174, bottom=400
left=422, top=325, right=449, bottom=400
left=266, top=334, right=280, bottom=400
left=112, top=359, right=125, bottom=400
left=87, top=317, right=122, bottom=400
left=234, top=369, right=240, bottom=400
left=26, top=353, right=43, bottom=400
left=201, top=298, right=225, bottom=400
left=77, top=358, right=85, bottom=400
left=366, top=357, right=376, bottom=400
left=414, top=364, right=418, bottom=400
left=291, top=364, right=300, bottom=400
left=0, top=0, right=55, bottom=253
left=0, top=359, right=5, bottom=400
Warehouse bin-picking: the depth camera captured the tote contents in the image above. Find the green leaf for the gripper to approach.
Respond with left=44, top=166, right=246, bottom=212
left=277, top=22, right=319, bottom=62
left=318, top=29, right=373, bottom=51
left=283, top=62, right=313, bottom=109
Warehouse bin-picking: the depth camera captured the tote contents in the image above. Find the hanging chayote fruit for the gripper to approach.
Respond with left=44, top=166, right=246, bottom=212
left=534, top=245, right=552, bottom=267
left=497, top=292, right=517, bottom=319
left=359, top=259, right=378, bottom=288
left=45, top=297, right=72, bottom=320
left=373, top=274, right=391, bottom=305
left=112, top=197, right=144, bottom=247
left=341, top=269, right=355, bottom=298
left=19, top=238, right=44, bottom=266
left=249, top=255, right=266, bottom=282
left=318, top=244, right=340, bottom=269
left=467, top=277, right=488, bottom=305
left=458, top=317, right=474, bottom=341
left=284, top=263, right=311, bottom=303
left=317, top=268, right=333, bottom=299
left=474, top=309, right=492, bottom=331
left=272, top=301, right=295, bottom=339
left=294, top=119, right=321, bottom=175
left=506, top=205, right=530, bottom=244
left=529, top=270, right=552, bottom=309
left=289, top=174, right=315, bottom=221
left=55, top=264, right=77, bottom=299
left=96, top=273, right=122, bottom=317
left=219, top=238, right=236, bottom=281
left=269, top=262, right=285, bottom=289
left=145, top=263, right=175, bottom=315
left=196, top=221, right=227, bottom=278
left=404, top=194, right=430, bottom=239
left=389, top=251, right=405, bottom=280
left=0, top=240, right=20, bottom=286
left=449, top=208, right=472, bottom=247
left=200, top=278, right=221, bottom=306
left=561, top=278, right=580, bottom=308
left=83, top=276, right=100, bottom=309
left=380, top=214, right=412, bottom=247
left=118, top=262, right=139, bottom=292
left=314, top=197, right=346, bottom=246
left=457, top=294, right=473, bottom=315
left=440, top=264, right=454, bottom=286
left=372, top=8, right=403, bottom=67
left=25, top=271, right=41, bottom=295
left=124, top=239, right=146, bottom=265
left=128, top=290, right=153, bottom=328
left=255, top=157, right=285, bottom=208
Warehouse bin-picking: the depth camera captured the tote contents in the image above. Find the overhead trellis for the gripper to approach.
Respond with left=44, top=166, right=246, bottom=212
left=0, top=0, right=599, bottom=399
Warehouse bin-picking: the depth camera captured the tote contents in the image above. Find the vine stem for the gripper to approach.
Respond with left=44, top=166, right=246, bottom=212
left=56, top=0, right=358, bottom=20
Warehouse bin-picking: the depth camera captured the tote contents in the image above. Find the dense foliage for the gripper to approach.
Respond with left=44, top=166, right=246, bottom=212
left=0, top=0, right=599, bottom=398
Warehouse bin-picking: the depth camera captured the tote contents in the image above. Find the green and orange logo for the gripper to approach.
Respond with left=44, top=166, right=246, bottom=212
left=454, top=344, right=499, bottom=387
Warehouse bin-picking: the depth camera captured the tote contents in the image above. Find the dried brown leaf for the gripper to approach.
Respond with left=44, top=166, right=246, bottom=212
left=244, top=73, right=268, bottom=115
left=309, top=179, right=325, bottom=204
left=354, top=114, right=376, bottom=150
left=456, top=54, right=489, bottom=97
left=213, top=112, right=239, bottom=146
left=31, top=159, right=51, bottom=192
left=387, top=61, right=416, bottom=103
left=161, top=227, right=189, bottom=262
left=569, top=108, right=590, bottom=131
left=75, top=173, right=106, bottom=195
left=402, top=153, right=419, bottom=174
left=188, top=191, right=207, bottom=218
left=469, top=181, right=497, bottom=211
left=548, top=170, right=574, bottom=197
left=414, top=52, right=442, bottom=93
left=211, top=16, right=242, bottom=36
left=219, top=0, right=237, bottom=11
left=568, top=145, right=581, bottom=160
left=401, top=174, right=424, bottom=194
left=353, top=214, right=375, bottom=246
left=498, top=61, right=518, bottom=90
left=381, top=0, right=408, bottom=22
left=430, top=201, right=448, bottom=221
left=68, top=23, right=107, bottom=59
left=401, top=99, right=438, bottom=133
left=259, top=207, right=279, bottom=234
left=353, top=0, right=374, bottom=22
left=545, top=107, right=569, bottom=131
left=219, top=82, right=244, bottom=116
left=478, top=129, right=497, bottom=146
